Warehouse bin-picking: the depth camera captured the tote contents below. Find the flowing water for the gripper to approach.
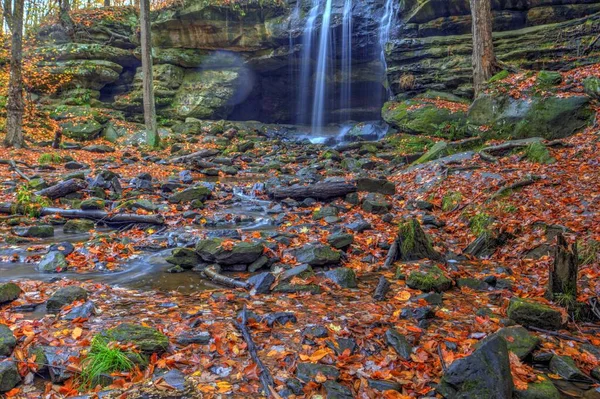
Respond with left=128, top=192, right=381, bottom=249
left=297, top=0, right=321, bottom=126
left=379, top=0, right=397, bottom=97
left=310, top=0, right=334, bottom=133
left=340, top=0, right=353, bottom=122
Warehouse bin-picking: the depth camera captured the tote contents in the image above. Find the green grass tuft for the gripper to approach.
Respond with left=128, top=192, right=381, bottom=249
left=525, top=142, right=555, bottom=164
left=80, top=336, right=138, bottom=388
left=442, top=191, right=462, bottom=212
left=578, top=238, right=599, bottom=266
left=13, top=184, right=52, bottom=217
left=470, top=212, right=492, bottom=236
left=38, top=153, right=63, bottom=165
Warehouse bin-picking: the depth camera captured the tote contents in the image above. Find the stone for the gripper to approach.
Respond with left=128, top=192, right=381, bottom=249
left=583, top=77, right=600, bottom=99
left=46, top=286, right=88, bottom=312
left=82, top=144, right=115, bottom=153
left=406, top=266, right=453, bottom=292
left=296, top=363, right=340, bottom=382
left=280, top=264, right=315, bottom=281
left=0, top=325, right=16, bottom=357
left=303, top=325, right=328, bottom=339
left=38, top=251, right=68, bottom=273
left=478, top=326, right=539, bottom=360
left=457, top=277, right=491, bottom=291
left=368, top=379, right=402, bottom=392
left=327, top=232, right=354, bottom=249
left=169, top=186, right=212, bottom=203
left=438, top=335, right=513, bottom=399
left=0, top=361, right=20, bottom=392
left=63, top=219, right=95, bottom=234
left=323, top=268, right=358, bottom=288
left=42, top=346, right=79, bottom=382
left=362, top=192, right=392, bottom=214
left=12, top=225, right=54, bottom=238
left=355, top=177, right=396, bottom=195
left=312, top=206, right=339, bottom=220
left=385, top=328, right=412, bottom=360
left=176, top=331, right=211, bottom=345
left=248, top=255, right=269, bottom=272
left=537, top=70, right=562, bottom=86
left=513, top=378, right=560, bottom=399
left=413, top=141, right=449, bottom=164
left=195, top=238, right=264, bottom=265
left=80, top=197, right=105, bottom=210
left=294, top=244, right=341, bottom=266
left=549, top=355, right=593, bottom=383
left=49, top=242, right=75, bottom=256
left=323, top=381, right=353, bottom=399
left=507, top=297, right=563, bottom=330
left=153, top=369, right=186, bottom=391
left=63, top=301, right=96, bottom=321
left=166, top=248, right=200, bottom=270
left=382, top=98, right=467, bottom=137
left=101, top=323, right=168, bottom=354
left=247, top=272, right=275, bottom=294
left=273, top=283, right=321, bottom=294
left=0, top=283, right=21, bottom=304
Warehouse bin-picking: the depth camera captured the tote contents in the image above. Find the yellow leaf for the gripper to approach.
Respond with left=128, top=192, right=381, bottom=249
left=309, top=348, right=332, bottom=362
left=71, top=327, right=83, bottom=340
left=395, top=291, right=411, bottom=301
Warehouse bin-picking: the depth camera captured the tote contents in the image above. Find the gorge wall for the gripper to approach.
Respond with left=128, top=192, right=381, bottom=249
left=32, top=0, right=600, bottom=140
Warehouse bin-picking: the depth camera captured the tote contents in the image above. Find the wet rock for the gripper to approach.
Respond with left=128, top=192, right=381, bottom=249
left=368, top=379, right=402, bottom=392
left=247, top=272, right=275, bottom=294
left=416, top=292, right=443, bottom=305
left=176, top=331, right=211, bottom=345
left=248, top=255, right=269, bottom=272
left=43, top=346, right=79, bottom=382
left=38, top=251, right=68, bottom=273
left=513, top=378, right=560, bottom=399
left=438, top=335, right=513, bottom=399
left=549, top=355, right=593, bottom=383
left=63, top=301, right=96, bottom=320
left=294, top=244, right=341, bottom=266
left=12, top=224, right=54, bottom=238
left=323, top=268, right=358, bottom=288
left=362, top=192, right=392, bottom=214
left=153, top=369, right=186, bottom=391
left=82, top=144, right=115, bottom=153
left=166, top=248, right=200, bottom=270
left=457, top=277, right=491, bottom=291
left=0, top=325, right=16, bottom=357
left=313, top=206, right=339, bottom=220
left=356, top=177, right=395, bottom=195
left=48, top=241, right=75, bottom=255
left=385, top=328, right=412, bottom=360
left=101, top=323, right=168, bottom=354
left=406, top=266, right=453, bottom=292
left=169, top=186, right=211, bottom=203
left=296, top=363, right=340, bottom=382
left=323, top=381, right=353, bottom=399
left=583, top=77, right=600, bottom=100
left=0, top=361, right=21, bottom=392
left=65, top=161, right=87, bottom=170
left=329, top=338, right=357, bottom=355
left=345, top=220, right=372, bottom=232
left=0, top=283, right=21, bottom=304
left=507, top=297, right=563, bottom=330
left=63, top=218, right=95, bottom=234
left=179, top=170, right=193, bottom=184
left=422, top=215, right=446, bottom=228
left=327, top=232, right=354, bottom=249
left=46, top=286, right=88, bottom=312
left=195, top=238, right=264, bottom=266
left=401, top=306, right=435, bottom=321
left=479, top=326, right=539, bottom=360
left=80, top=197, right=105, bottom=210
left=261, top=312, right=297, bottom=327
left=303, top=325, right=328, bottom=339
left=273, top=282, right=321, bottom=294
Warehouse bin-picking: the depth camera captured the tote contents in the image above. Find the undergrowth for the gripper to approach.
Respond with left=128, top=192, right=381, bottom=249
left=469, top=212, right=492, bottom=236
left=442, top=191, right=462, bottom=212
left=525, top=142, right=555, bottom=164
left=13, top=184, right=51, bottom=217
left=80, top=336, right=137, bottom=388
left=38, top=153, right=63, bottom=165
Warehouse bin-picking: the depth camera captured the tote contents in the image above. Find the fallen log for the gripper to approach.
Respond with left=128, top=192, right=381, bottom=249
left=8, top=160, right=30, bottom=182
left=0, top=204, right=164, bottom=225
left=373, top=276, right=391, bottom=301
left=270, top=180, right=356, bottom=201
left=481, top=138, right=544, bottom=155
left=203, top=266, right=250, bottom=289
left=235, top=306, right=275, bottom=397
left=36, top=178, right=87, bottom=200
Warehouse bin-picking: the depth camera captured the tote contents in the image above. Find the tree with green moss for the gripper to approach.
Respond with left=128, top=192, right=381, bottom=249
left=3, top=0, right=25, bottom=148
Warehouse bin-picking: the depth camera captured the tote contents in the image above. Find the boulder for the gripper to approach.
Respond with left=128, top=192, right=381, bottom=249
left=0, top=325, right=16, bottom=357
left=323, top=268, right=358, bottom=288
left=405, top=266, right=453, bottom=292
left=468, top=94, right=592, bottom=140
left=101, top=323, right=168, bottom=354
left=327, top=232, right=354, bottom=249
left=549, top=355, right=593, bottom=383
left=166, top=248, right=200, bottom=270
left=63, top=219, right=95, bottom=234
left=361, top=192, right=392, bottom=214
left=0, top=283, right=21, bottom=304
left=355, top=177, right=395, bottom=195
left=195, top=238, right=264, bottom=266
left=46, top=286, right=88, bottom=312
left=513, top=378, right=560, bottom=399
left=168, top=186, right=211, bottom=203
left=583, top=77, right=600, bottom=99
left=12, top=225, right=54, bottom=238
left=294, top=244, right=341, bottom=266
left=0, top=361, right=20, bottom=392
left=80, top=197, right=105, bottom=210
left=479, top=326, right=539, bottom=360
left=507, top=297, right=563, bottom=330
left=382, top=98, right=467, bottom=137
left=296, top=363, right=340, bottom=382
left=385, top=328, right=412, bottom=360
left=37, top=251, right=68, bottom=273
left=438, top=335, right=513, bottom=399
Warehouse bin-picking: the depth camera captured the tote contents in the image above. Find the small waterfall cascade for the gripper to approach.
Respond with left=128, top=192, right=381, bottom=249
left=379, top=0, right=397, bottom=98
left=296, top=0, right=321, bottom=126
left=339, top=0, right=353, bottom=122
left=310, top=0, right=334, bottom=133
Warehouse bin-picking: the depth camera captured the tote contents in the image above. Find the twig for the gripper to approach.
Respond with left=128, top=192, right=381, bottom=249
left=4, top=358, right=81, bottom=374
left=437, top=345, right=448, bottom=372
left=203, top=266, right=250, bottom=289
left=8, top=160, right=30, bottom=182
left=526, top=326, right=589, bottom=343
left=488, top=175, right=541, bottom=201
left=234, top=305, right=274, bottom=397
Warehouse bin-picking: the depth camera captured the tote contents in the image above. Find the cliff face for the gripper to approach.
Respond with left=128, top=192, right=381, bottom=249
left=31, top=0, right=600, bottom=139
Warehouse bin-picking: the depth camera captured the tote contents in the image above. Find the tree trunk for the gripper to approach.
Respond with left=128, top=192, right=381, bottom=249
left=470, top=0, right=496, bottom=97
left=269, top=181, right=356, bottom=201
left=4, top=0, right=24, bottom=149
left=104, top=0, right=110, bottom=6
left=547, top=233, right=578, bottom=300
left=58, top=0, right=74, bottom=37
left=140, top=0, right=159, bottom=147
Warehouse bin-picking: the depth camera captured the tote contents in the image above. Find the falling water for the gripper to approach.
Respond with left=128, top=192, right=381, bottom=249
left=297, top=0, right=321, bottom=125
left=339, top=0, right=353, bottom=122
left=379, top=0, right=397, bottom=98
left=310, top=0, right=334, bottom=133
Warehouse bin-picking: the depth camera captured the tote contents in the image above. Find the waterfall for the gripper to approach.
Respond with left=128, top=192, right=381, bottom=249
left=340, top=0, right=353, bottom=122
left=297, top=0, right=320, bottom=126
left=310, top=0, right=333, bottom=133
left=379, top=0, right=397, bottom=98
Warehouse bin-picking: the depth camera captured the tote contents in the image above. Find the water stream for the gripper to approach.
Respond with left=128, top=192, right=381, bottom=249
left=340, top=0, right=353, bottom=122
left=379, top=0, right=397, bottom=97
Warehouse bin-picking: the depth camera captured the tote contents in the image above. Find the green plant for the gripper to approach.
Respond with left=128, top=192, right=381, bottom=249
left=433, top=120, right=468, bottom=141
left=385, top=134, right=433, bottom=154
left=525, top=142, right=555, bottom=164
left=578, top=238, right=599, bottom=266
left=80, top=336, right=138, bottom=388
left=398, top=73, right=417, bottom=90
left=38, top=153, right=63, bottom=165
left=13, top=184, right=51, bottom=217
left=470, top=212, right=492, bottom=236
left=442, top=191, right=462, bottom=212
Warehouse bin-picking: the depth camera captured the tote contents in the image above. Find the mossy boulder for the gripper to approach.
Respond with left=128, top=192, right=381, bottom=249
left=323, top=268, right=358, bottom=288
left=406, top=266, right=453, bottom=292
left=382, top=98, right=467, bottom=137
left=468, top=94, right=592, bottom=140
left=101, top=323, right=168, bottom=354
left=80, top=197, right=105, bottom=210
left=0, top=361, right=21, bottom=392
left=0, top=283, right=21, bottom=304
left=0, top=325, right=16, bottom=357
left=537, top=70, right=562, bottom=86
left=549, top=355, right=593, bottom=383
left=583, top=76, right=600, bottom=99
left=12, top=224, right=54, bottom=238
left=513, top=378, right=560, bottom=399
left=294, top=244, right=341, bottom=266
left=507, top=297, right=563, bottom=330
left=37, top=251, right=68, bottom=273
left=195, top=238, right=264, bottom=266
left=166, top=248, right=200, bottom=270
left=60, top=119, right=104, bottom=141
left=168, top=186, right=212, bottom=203
left=46, top=286, right=88, bottom=312
left=478, top=326, right=539, bottom=360
left=361, top=193, right=392, bottom=214
left=63, top=219, right=95, bottom=234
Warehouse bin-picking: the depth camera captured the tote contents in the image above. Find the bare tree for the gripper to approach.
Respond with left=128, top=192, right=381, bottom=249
left=3, top=0, right=25, bottom=148
left=470, top=0, right=497, bottom=97
left=140, top=0, right=158, bottom=147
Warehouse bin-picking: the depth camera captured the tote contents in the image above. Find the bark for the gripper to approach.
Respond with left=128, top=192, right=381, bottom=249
left=4, top=0, right=24, bottom=149
left=270, top=181, right=356, bottom=201
left=397, top=219, right=443, bottom=262
left=203, top=266, right=250, bottom=289
left=470, top=0, right=497, bottom=97
left=0, top=204, right=165, bottom=225
left=35, top=178, right=87, bottom=200
left=140, top=0, right=159, bottom=147
left=383, top=240, right=399, bottom=269
left=547, top=233, right=578, bottom=300
left=58, top=0, right=74, bottom=37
